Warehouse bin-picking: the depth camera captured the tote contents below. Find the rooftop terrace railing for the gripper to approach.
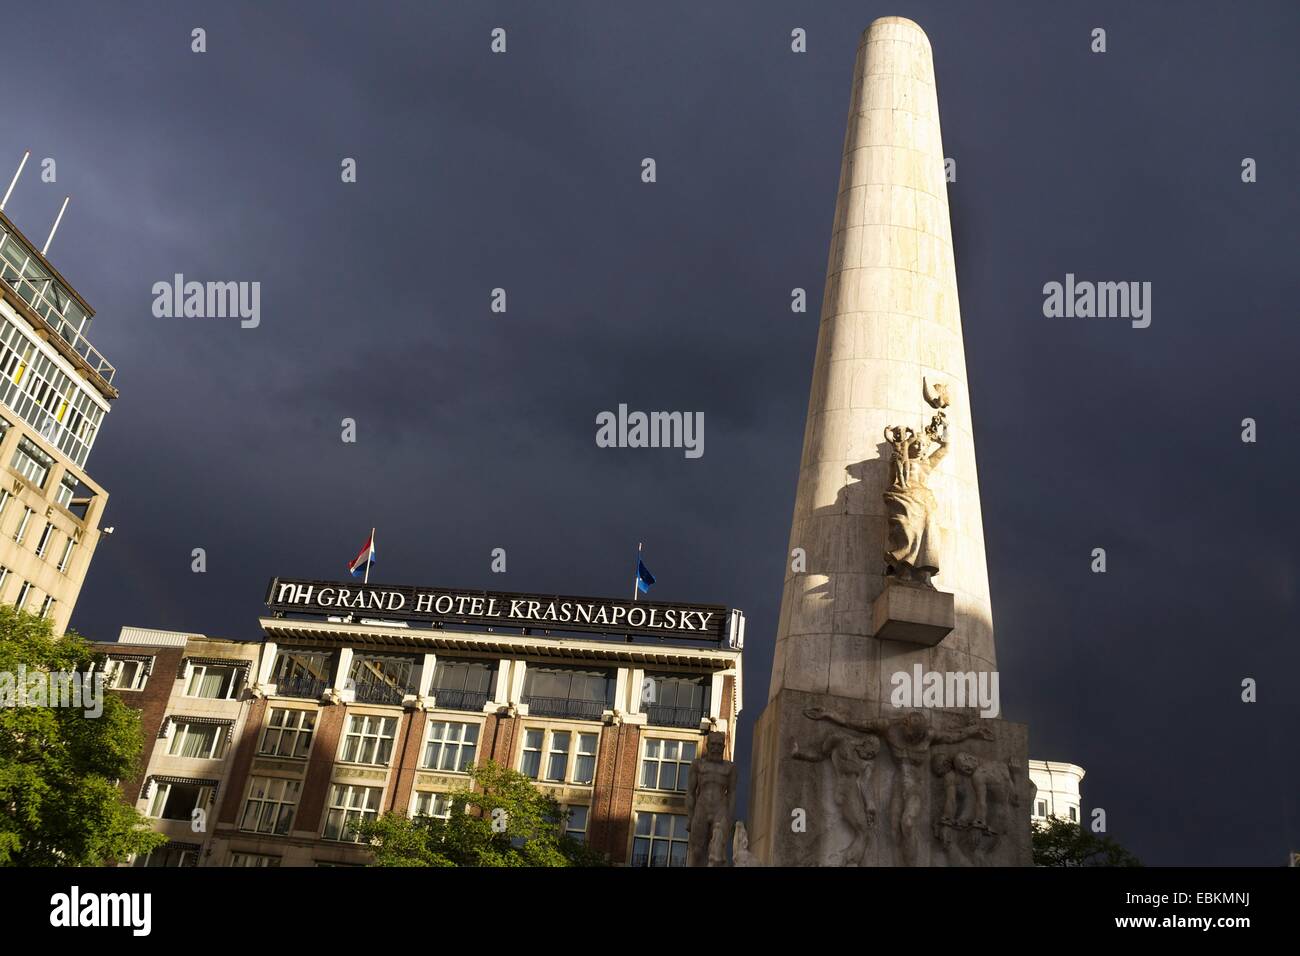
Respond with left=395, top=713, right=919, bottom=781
left=0, top=229, right=115, bottom=386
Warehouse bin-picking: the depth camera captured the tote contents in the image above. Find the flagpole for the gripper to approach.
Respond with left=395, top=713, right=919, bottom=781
left=632, top=541, right=642, bottom=601
left=364, top=528, right=374, bottom=584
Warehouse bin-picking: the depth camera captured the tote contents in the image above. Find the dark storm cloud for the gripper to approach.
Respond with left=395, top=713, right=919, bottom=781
left=6, top=0, right=1295, bottom=864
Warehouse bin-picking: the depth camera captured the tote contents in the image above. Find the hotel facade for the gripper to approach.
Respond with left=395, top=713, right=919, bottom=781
left=95, top=578, right=745, bottom=867
left=0, top=210, right=115, bottom=634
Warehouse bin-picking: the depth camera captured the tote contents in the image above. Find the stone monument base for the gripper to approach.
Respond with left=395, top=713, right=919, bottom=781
left=749, top=688, right=1033, bottom=867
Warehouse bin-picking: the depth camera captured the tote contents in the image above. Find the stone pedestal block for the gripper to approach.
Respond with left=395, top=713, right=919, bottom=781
left=871, top=583, right=954, bottom=646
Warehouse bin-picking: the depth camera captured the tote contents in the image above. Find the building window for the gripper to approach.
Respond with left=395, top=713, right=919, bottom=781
left=239, top=777, right=302, bottom=835
left=103, top=657, right=150, bottom=691
left=13, top=508, right=31, bottom=544
left=0, top=316, right=104, bottom=468
left=348, top=652, right=418, bottom=705
left=322, top=784, right=382, bottom=842
left=38, top=595, right=55, bottom=620
left=166, top=720, right=227, bottom=759
left=339, top=714, right=398, bottom=766
left=148, top=780, right=213, bottom=822
left=519, top=728, right=599, bottom=785
left=640, top=738, right=697, bottom=792
left=521, top=666, right=614, bottom=720
left=430, top=658, right=495, bottom=711
left=55, top=472, right=77, bottom=510
left=0, top=489, right=9, bottom=516
left=563, top=805, right=589, bottom=843
left=259, top=708, right=316, bottom=759
left=33, top=521, right=52, bottom=557
left=573, top=733, right=598, bottom=784
left=184, top=662, right=243, bottom=700
left=545, top=731, right=572, bottom=782
left=15, top=580, right=32, bottom=609
left=56, top=537, right=74, bottom=573
left=1069, top=806, right=1078, bottom=822
left=271, top=647, right=332, bottom=699
left=229, top=853, right=280, bottom=867
left=0, top=565, right=7, bottom=595
left=412, top=791, right=455, bottom=820
left=1035, top=800, right=1047, bottom=818
left=521, top=728, right=544, bottom=778
left=632, top=812, right=689, bottom=867
left=133, top=843, right=199, bottom=868
left=643, top=674, right=710, bottom=728
left=10, top=437, right=53, bottom=487
left=420, top=720, right=479, bottom=773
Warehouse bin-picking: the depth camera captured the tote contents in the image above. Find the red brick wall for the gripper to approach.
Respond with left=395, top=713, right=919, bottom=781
left=387, top=709, right=427, bottom=813
left=588, top=722, right=640, bottom=863
left=485, top=711, right=520, bottom=767
left=96, top=643, right=184, bottom=800
left=217, top=697, right=267, bottom=825
left=294, top=703, right=347, bottom=832
left=721, top=676, right=736, bottom=759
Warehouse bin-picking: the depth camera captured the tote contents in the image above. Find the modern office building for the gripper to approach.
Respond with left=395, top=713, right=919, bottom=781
left=95, top=577, right=745, bottom=867
left=0, top=209, right=115, bottom=634
left=1028, top=759, right=1086, bottom=825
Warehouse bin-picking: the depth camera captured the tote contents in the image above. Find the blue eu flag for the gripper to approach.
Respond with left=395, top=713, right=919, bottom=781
left=636, top=558, right=656, bottom=594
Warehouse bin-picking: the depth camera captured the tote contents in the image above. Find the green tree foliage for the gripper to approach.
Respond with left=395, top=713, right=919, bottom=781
left=357, top=760, right=609, bottom=867
left=0, top=606, right=165, bottom=865
left=1032, top=815, right=1141, bottom=867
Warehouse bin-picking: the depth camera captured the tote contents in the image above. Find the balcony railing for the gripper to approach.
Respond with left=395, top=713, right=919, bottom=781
left=433, top=688, right=490, bottom=712
left=0, top=231, right=115, bottom=385
left=523, top=696, right=608, bottom=720
left=274, top=675, right=328, bottom=700
left=645, top=704, right=707, bottom=729
left=350, top=681, right=411, bottom=706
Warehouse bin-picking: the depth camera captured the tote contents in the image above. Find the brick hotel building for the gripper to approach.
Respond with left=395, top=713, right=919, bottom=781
left=94, top=580, right=745, bottom=867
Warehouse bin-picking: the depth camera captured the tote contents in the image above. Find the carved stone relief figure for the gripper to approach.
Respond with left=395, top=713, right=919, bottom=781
left=930, top=752, right=973, bottom=866
left=925, top=750, right=1023, bottom=865
left=791, top=730, right=881, bottom=866
left=805, top=707, right=992, bottom=865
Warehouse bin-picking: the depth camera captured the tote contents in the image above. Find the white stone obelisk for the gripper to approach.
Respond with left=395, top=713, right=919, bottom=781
left=748, top=17, right=1032, bottom=867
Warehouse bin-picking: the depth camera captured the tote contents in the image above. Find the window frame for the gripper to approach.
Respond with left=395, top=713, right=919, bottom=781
left=338, top=712, right=398, bottom=766
left=13, top=506, right=31, bottom=544
left=259, top=707, right=317, bottom=760
left=165, top=719, right=228, bottom=760
left=631, top=811, right=689, bottom=867
left=239, top=776, right=302, bottom=836
left=183, top=662, right=243, bottom=700
left=322, top=783, right=383, bottom=843
left=419, top=718, right=481, bottom=774
left=518, top=726, right=600, bottom=786
left=638, top=736, right=699, bottom=793
left=147, top=780, right=214, bottom=823
left=411, top=790, right=456, bottom=820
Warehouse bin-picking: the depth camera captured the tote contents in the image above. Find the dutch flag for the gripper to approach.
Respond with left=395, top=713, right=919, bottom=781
left=348, top=529, right=376, bottom=580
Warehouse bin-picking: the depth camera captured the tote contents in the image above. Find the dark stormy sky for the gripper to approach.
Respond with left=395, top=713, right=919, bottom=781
left=7, top=1, right=1295, bottom=865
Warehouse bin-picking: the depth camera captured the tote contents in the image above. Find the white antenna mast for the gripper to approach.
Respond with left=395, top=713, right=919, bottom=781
left=42, top=195, right=70, bottom=256
left=0, top=150, right=30, bottom=211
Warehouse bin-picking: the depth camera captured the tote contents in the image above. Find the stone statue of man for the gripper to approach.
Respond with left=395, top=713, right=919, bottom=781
left=686, top=732, right=736, bottom=867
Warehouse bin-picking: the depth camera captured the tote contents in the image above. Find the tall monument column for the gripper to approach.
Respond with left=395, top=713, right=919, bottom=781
left=748, top=17, right=1032, bottom=866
